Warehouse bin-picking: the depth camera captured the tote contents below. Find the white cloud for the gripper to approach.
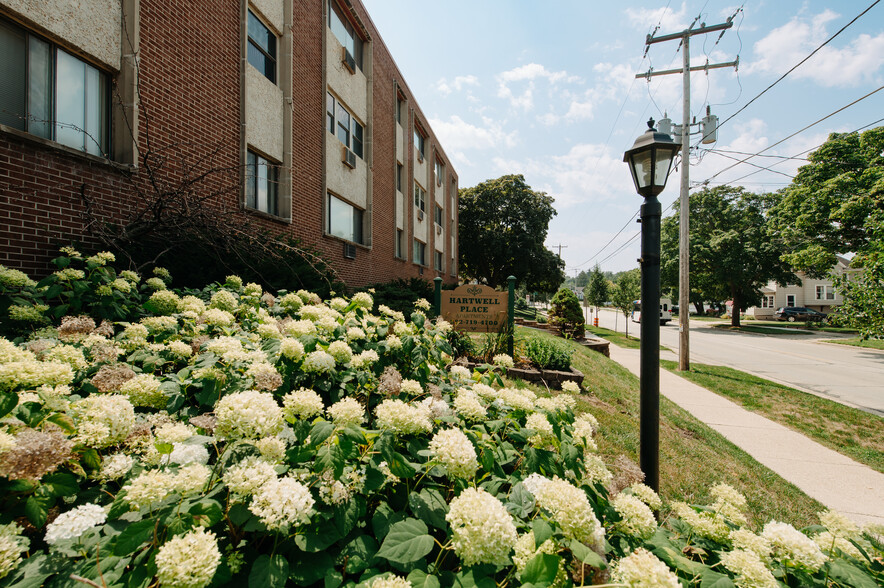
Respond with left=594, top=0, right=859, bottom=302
left=747, top=10, right=884, bottom=86
left=495, top=63, right=580, bottom=111
left=436, top=75, right=479, bottom=96
left=625, top=2, right=689, bottom=33
left=428, top=115, right=519, bottom=152
left=498, top=63, right=572, bottom=84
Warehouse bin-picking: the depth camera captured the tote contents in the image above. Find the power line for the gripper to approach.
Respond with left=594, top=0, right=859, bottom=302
left=596, top=231, right=641, bottom=267
left=702, top=150, right=796, bottom=179
left=573, top=209, right=640, bottom=269
left=717, top=0, right=881, bottom=132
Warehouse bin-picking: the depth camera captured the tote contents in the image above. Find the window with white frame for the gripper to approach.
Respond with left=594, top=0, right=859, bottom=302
left=435, top=159, right=444, bottom=186
left=815, top=285, right=835, bottom=300
left=247, top=10, right=276, bottom=83
left=761, top=295, right=775, bottom=308
left=414, top=181, right=426, bottom=213
left=413, top=239, right=426, bottom=266
left=328, top=0, right=363, bottom=70
left=0, top=18, right=109, bottom=156
left=245, top=150, right=279, bottom=216
left=327, top=92, right=363, bottom=158
left=396, top=95, right=405, bottom=124
left=434, top=204, right=443, bottom=227
left=434, top=250, right=443, bottom=271
left=414, top=127, right=425, bottom=160
left=327, top=193, right=363, bottom=244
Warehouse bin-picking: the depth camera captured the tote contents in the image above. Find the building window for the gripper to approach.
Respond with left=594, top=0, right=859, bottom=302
left=435, top=159, right=444, bottom=186
left=247, top=10, right=276, bottom=83
left=327, top=193, right=363, bottom=244
left=0, top=18, right=109, bottom=156
left=413, top=239, right=426, bottom=266
left=434, top=204, right=443, bottom=227
left=396, top=163, right=403, bottom=192
left=246, top=150, right=279, bottom=216
left=434, top=251, right=443, bottom=271
left=395, top=229, right=404, bottom=259
left=414, top=127, right=425, bottom=160
left=396, top=96, right=405, bottom=124
left=761, top=295, right=775, bottom=309
left=786, top=295, right=796, bottom=307
left=414, top=182, right=426, bottom=213
left=328, top=0, right=363, bottom=70
left=815, top=285, right=835, bottom=300
left=327, top=92, right=363, bottom=158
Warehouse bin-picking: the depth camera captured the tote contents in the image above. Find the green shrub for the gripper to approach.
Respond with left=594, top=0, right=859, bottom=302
left=524, top=337, right=573, bottom=370
left=446, top=328, right=476, bottom=358
left=361, top=278, right=434, bottom=317
left=549, top=288, right=585, bottom=336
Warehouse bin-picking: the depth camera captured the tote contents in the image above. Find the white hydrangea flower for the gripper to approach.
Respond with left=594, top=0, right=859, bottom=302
left=350, top=349, right=379, bottom=369
left=525, top=412, right=555, bottom=446
left=0, top=431, right=18, bottom=454
left=0, top=338, right=35, bottom=363
left=530, top=476, right=605, bottom=550
left=98, top=453, right=134, bottom=482
left=446, top=487, right=517, bottom=566
left=205, top=336, right=243, bottom=356
left=671, top=502, right=731, bottom=543
left=169, top=443, right=210, bottom=466
left=534, top=395, right=575, bottom=412
left=627, top=483, right=662, bottom=511
left=0, top=523, right=28, bottom=580
left=303, top=350, right=336, bottom=373
left=246, top=362, right=283, bottom=392
left=346, top=327, right=366, bottom=340
left=327, top=341, right=354, bottom=364
left=44, top=503, right=107, bottom=546
left=215, top=390, right=283, bottom=439
left=392, top=321, right=411, bottom=337
left=119, top=373, right=165, bottom=408
left=813, top=531, right=863, bottom=559
left=730, top=529, right=772, bottom=562
left=492, top=354, right=514, bottom=368
left=256, top=323, right=281, bottom=339
left=761, top=521, right=828, bottom=572
left=366, top=575, right=411, bottom=588
left=167, top=341, right=193, bottom=358
left=72, top=394, right=136, bottom=448
left=44, top=344, right=88, bottom=371
left=374, top=399, right=433, bottom=435
left=452, top=389, right=486, bottom=422
left=583, top=453, right=613, bottom=487
left=378, top=305, right=405, bottom=322
left=249, top=477, right=315, bottom=531
left=141, top=316, right=179, bottom=332
left=496, top=388, right=535, bottom=411
left=0, top=360, right=74, bottom=390
left=180, top=295, right=206, bottom=314
left=209, top=290, right=238, bottom=312
left=819, top=510, right=860, bottom=540
left=282, top=388, right=325, bottom=421
left=284, top=319, right=316, bottom=337
left=384, top=335, right=402, bottom=350
left=512, top=531, right=564, bottom=582
left=123, top=470, right=175, bottom=510
left=613, top=494, right=657, bottom=540
left=352, top=292, right=373, bottom=310
left=560, top=380, right=581, bottom=393
left=710, top=483, right=749, bottom=526
left=720, top=549, right=778, bottom=588
left=223, top=456, right=278, bottom=498
left=173, top=463, right=211, bottom=495
left=155, top=422, right=195, bottom=444
left=155, top=527, right=221, bottom=588
left=201, top=308, right=235, bottom=327
left=421, top=396, right=451, bottom=419
left=279, top=338, right=305, bottom=360
left=255, top=436, right=287, bottom=462
left=449, top=365, right=471, bottom=380
left=571, top=415, right=597, bottom=451
left=327, top=397, right=365, bottom=427
left=611, top=548, right=680, bottom=587
left=429, top=429, right=478, bottom=479
left=399, top=379, right=423, bottom=395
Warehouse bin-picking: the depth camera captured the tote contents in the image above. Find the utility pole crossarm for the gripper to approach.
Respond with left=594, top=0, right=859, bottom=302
left=636, top=58, right=738, bottom=80
left=645, top=20, right=733, bottom=45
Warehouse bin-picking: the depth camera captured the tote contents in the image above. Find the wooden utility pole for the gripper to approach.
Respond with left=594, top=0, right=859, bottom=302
left=637, top=19, right=737, bottom=371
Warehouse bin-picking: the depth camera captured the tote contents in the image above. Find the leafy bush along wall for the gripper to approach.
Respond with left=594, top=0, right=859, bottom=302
left=0, top=250, right=882, bottom=588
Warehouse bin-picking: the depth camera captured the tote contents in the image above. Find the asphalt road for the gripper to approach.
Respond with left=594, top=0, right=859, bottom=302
left=586, top=307, right=884, bottom=416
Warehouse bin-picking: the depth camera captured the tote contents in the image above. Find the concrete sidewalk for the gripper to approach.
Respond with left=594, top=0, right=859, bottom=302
left=605, top=344, right=884, bottom=525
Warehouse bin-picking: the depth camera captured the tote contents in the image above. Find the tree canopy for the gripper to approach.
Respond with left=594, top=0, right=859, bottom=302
left=773, top=126, right=884, bottom=278
left=661, top=186, right=797, bottom=327
left=584, top=265, right=609, bottom=316
left=611, top=269, right=640, bottom=338
left=458, top=175, right=564, bottom=291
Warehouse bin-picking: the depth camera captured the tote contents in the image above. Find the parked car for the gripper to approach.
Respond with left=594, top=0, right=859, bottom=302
left=774, top=307, right=827, bottom=322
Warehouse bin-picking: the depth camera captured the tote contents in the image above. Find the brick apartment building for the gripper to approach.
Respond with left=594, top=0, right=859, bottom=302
left=0, top=0, right=459, bottom=287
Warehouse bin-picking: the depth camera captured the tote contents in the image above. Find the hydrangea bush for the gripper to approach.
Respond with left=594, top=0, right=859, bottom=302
left=0, top=250, right=882, bottom=588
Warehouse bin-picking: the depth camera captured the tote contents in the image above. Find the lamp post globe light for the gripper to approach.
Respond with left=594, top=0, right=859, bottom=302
left=623, top=118, right=679, bottom=492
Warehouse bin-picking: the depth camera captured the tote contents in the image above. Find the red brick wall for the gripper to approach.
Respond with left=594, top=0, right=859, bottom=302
left=0, top=0, right=458, bottom=289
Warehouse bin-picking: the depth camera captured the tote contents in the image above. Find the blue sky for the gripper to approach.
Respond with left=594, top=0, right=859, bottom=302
left=361, top=0, right=884, bottom=274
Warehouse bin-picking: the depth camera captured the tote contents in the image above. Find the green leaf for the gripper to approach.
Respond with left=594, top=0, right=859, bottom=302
left=451, top=569, right=496, bottom=588
left=288, top=552, right=335, bottom=585
left=155, top=442, right=174, bottom=455
left=81, top=448, right=102, bottom=471
left=646, top=530, right=705, bottom=576
left=521, top=554, right=561, bottom=587
left=315, top=443, right=346, bottom=479
left=113, top=519, right=156, bottom=556
left=249, top=554, right=289, bottom=588
left=407, top=569, right=441, bottom=588
left=309, top=420, right=336, bottom=447
left=506, top=483, right=535, bottom=519
left=408, top=489, right=448, bottom=530
left=42, top=473, right=79, bottom=497
left=25, top=493, right=52, bottom=527
left=825, top=559, right=880, bottom=588
left=371, top=502, right=406, bottom=540
left=0, top=391, right=18, bottom=419
left=698, top=569, right=736, bottom=587
left=341, top=534, right=379, bottom=574
left=375, top=518, right=435, bottom=564
left=568, top=540, right=605, bottom=569
left=531, top=519, right=553, bottom=549
left=188, top=499, right=224, bottom=527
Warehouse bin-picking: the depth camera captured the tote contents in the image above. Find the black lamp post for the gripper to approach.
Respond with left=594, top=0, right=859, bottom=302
left=623, top=118, right=679, bottom=492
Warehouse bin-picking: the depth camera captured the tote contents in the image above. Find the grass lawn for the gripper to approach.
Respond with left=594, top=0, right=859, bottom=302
left=661, top=360, right=884, bottom=475
left=509, top=328, right=825, bottom=528
left=822, top=337, right=884, bottom=351
left=584, top=325, right=641, bottom=349
left=711, top=324, right=816, bottom=335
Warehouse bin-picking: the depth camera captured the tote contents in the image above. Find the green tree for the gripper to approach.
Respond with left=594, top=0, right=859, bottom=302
left=773, top=126, right=884, bottom=278
left=549, top=287, right=585, bottom=337
left=661, top=186, right=797, bottom=327
left=611, top=269, right=640, bottom=339
left=575, top=270, right=590, bottom=288
left=458, top=174, right=564, bottom=290
left=583, top=264, right=609, bottom=320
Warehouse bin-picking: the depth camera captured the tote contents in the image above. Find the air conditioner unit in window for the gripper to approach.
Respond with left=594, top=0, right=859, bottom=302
left=341, top=46, right=356, bottom=74
left=417, top=210, right=424, bottom=221
left=436, top=225, right=442, bottom=235
left=343, top=242, right=356, bottom=259
left=342, top=145, right=356, bottom=168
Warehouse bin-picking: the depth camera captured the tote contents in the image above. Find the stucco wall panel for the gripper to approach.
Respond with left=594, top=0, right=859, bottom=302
left=246, top=66, right=284, bottom=161
left=326, top=132, right=367, bottom=208
left=250, top=0, right=283, bottom=33
left=325, top=35, right=367, bottom=121
left=2, top=0, right=121, bottom=69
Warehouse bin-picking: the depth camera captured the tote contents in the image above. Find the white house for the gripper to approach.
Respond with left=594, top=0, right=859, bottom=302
left=747, top=256, right=857, bottom=319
